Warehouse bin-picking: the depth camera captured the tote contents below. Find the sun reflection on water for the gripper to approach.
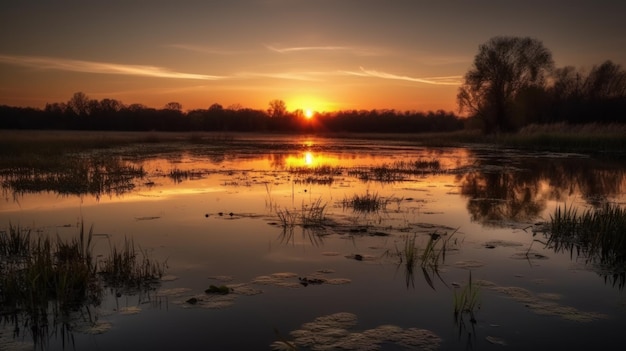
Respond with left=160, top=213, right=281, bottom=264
left=285, top=151, right=341, bottom=169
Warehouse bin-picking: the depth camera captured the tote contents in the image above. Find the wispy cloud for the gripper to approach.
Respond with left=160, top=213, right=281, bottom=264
left=0, top=54, right=224, bottom=80
left=341, top=67, right=462, bottom=85
left=265, top=45, right=387, bottom=56
left=235, top=71, right=326, bottom=82
left=167, top=44, right=246, bottom=55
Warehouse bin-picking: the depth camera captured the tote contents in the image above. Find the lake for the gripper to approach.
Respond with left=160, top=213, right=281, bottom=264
left=1, top=134, right=625, bottom=350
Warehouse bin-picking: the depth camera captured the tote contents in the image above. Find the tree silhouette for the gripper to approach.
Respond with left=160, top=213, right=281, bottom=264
left=458, top=36, right=554, bottom=133
left=267, top=99, right=287, bottom=118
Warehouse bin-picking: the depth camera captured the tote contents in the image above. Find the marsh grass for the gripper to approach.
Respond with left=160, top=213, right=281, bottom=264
left=547, top=203, right=626, bottom=288
left=402, top=234, right=418, bottom=288
left=2, top=155, right=145, bottom=198
left=342, top=191, right=388, bottom=213
left=0, top=224, right=31, bottom=257
left=275, top=199, right=327, bottom=229
left=495, top=123, right=626, bottom=153
left=453, top=271, right=480, bottom=324
left=0, top=222, right=166, bottom=348
left=99, top=237, right=166, bottom=292
left=398, top=229, right=457, bottom=289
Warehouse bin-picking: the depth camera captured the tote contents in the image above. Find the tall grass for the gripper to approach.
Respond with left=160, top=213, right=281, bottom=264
left=547, top=203, right=626, bottom=288
left=453, top=271, right=480, bottom=324
left=398, top=228, right=458, bottom=289
left=0, top=222, right=166, bottom=348
left=342, top=191, right=388, bottom=213
left=275, top=199, right=327, bottom=228
left=99, top=237, right=166, bottom=291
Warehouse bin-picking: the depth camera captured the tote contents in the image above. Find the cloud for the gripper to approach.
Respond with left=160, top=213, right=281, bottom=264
left=341, top=67, right=462, bottom=85
left=265, top=45, right=387, bottom=56
left=0, top=54, right=224, bottom=80
left=167, top=44, right=245, bottom=55
left=235, top=71, right=326, bottom=82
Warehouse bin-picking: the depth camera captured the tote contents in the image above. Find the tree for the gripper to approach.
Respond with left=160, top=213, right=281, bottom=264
left=267, top=99, right=287, bottom=118
left=67, top=92, right=91, bottom=116
left=164, top=102, right=183, bottom=111
left=458, top=36, right=554, bottom=133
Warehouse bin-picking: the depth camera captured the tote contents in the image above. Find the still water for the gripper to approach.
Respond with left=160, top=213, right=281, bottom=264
left=1, top=135, right=625, bottom=350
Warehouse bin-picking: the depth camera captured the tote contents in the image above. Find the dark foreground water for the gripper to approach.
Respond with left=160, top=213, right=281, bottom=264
left=1, top=135, right=625, bottom=350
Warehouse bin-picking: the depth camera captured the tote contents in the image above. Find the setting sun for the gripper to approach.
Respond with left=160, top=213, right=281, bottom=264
left=304, top=109, right=314, bottom=119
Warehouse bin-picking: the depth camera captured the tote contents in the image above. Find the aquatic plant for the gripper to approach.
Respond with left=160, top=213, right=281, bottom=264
left=547, top=203, right=626, bottom=289
left=275, top=199, right=327, bottom=228
left=342, top=191, right=388, bottom=213
left=453, top=271, right=480, bottom=324
left=0, top=223, right=31, bottom=257
left=99, top=237, right=166, bottom=292
left=1, top=155, right=145, bottom=199
left=270, top=312, right=441, bottom=351
left=0, top=222, right=166, bottom=349
left=402, top=234, right=418, bottom=288
left=421, top=229, right=457, bottom=290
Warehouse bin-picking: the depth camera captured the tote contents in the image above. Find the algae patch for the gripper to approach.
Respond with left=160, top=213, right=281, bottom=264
left=271, top=312, right=441, bottom=351
left=478, top=280, right=608, bottom=322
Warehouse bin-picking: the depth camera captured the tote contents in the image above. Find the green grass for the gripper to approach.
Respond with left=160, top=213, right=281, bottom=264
left=453, top=271, right=480, bottom=324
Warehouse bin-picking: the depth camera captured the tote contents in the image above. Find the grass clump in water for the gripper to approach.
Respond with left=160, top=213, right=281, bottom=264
left=547, top=203, right=626, bottom=289
left=453, top=271, right=480, bottom=324
left=0, top=222, right=166, bottom=348
left=275, top=198, right=327, bottom=228
left=342, top=191, right=388, bottom=213
left=99, top=237, right=166, bottom=292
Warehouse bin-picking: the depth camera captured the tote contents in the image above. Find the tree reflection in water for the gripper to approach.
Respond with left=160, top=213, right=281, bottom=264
left=459, top=152, right=626, bottom=226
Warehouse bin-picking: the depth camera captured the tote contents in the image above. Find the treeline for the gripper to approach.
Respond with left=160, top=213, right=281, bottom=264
left=502, top=60, right=626, bottom=129
left=0, top=94, right=463, bottom=133
left=459, top=36, right=626, bottom=133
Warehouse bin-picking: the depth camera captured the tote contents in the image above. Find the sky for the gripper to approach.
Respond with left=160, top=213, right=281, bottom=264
left=1, top=0, right=625, bottom=113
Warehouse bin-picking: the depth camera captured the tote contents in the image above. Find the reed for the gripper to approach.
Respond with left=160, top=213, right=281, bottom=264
left=453, top=271, right=480, bottom=324
left=99, top=237, right=166, bottom=291
left=547, top=203, right=626, bottom=288
left=0, top=221, right=167, bottom=348
left=0, top=223, right=31, bottom=257
left=403, top=234, right=418, bottom=288
left=274, top=199, right=327, bottom=229
left=342, top=191, right=388, bottom=213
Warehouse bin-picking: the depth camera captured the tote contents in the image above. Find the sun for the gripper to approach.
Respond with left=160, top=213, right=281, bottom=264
left=304, top=109, right=314, bottom=119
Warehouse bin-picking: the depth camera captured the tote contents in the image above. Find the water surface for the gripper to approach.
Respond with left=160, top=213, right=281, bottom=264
left=1, top=135, right=625, bottom=350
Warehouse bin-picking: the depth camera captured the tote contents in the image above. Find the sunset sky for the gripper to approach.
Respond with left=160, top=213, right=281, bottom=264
left=1, top=0, right=625, bottom=113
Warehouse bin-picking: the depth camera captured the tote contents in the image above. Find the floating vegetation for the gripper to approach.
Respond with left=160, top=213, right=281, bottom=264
left=544, top=203, right=626, bottom=289
left=477, top=280, right=608, bottom=322
left=484, top=239, right=524, bottom=248
left=453, top=260, right=485, bottom=269
left=271, top=312, right=441, bottom=351
left=205, top=285, right=232, bottom=295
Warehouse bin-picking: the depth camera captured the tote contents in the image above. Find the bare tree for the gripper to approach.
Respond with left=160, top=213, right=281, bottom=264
left=68, top=91, right=91, bottom=116
left=458, top=36, right=554, bottom=133
left=164, top=102, right=183, bottom=111
left=267, top=99, right=287, bottom=118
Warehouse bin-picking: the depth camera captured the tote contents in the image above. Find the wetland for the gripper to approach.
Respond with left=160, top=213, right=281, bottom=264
left=1, top=132, right=626, bottom=350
